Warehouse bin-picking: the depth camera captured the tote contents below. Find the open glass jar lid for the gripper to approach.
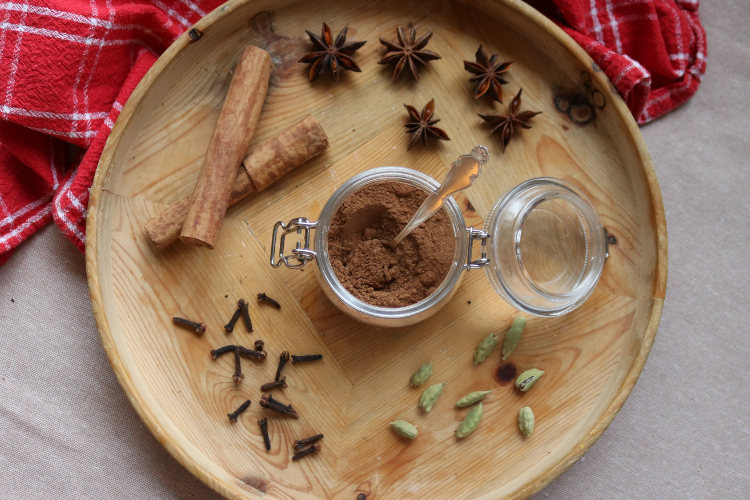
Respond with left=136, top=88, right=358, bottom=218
left=480, top=177, right=606, bottom=316
left=270, top=167, right=606, bottom=327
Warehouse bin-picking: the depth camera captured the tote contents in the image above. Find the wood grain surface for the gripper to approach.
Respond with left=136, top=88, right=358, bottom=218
left=86, top=0, right=667, bottom=499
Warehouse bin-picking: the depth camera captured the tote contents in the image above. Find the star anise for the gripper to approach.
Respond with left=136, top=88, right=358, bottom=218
left=477, top=88, right=541, bottom=153
left=378, top=26, right=442, bottom=82
left=463, top=45, right=513, bottom=103
left=298, top=23, right=366, bottom=82
left=404, top=98, right=450, bottom=150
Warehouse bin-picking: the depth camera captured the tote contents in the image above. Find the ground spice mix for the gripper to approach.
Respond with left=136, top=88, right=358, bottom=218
left=328, top=182, right=454, bottom=307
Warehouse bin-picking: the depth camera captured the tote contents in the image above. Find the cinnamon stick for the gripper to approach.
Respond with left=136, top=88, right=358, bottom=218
left=144, top=115, right=329, bottom=248
left=180, top=46, right=273, bottom=249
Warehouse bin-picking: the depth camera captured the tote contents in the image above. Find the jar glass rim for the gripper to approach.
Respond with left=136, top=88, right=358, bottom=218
left=314, top=167, right=467, bottom=320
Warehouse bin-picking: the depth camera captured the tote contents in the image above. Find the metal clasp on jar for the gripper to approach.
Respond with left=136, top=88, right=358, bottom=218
left=466, top=227, right=490, bottom=270
left=270, top=218, right=318, bottom=269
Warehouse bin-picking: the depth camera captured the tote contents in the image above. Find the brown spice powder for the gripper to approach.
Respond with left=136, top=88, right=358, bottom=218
left=328, top=182, right=455, bottom=308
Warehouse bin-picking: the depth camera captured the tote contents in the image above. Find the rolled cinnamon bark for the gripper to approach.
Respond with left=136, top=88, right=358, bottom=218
left=242, top=115, right=329, bottom=191
left=180, top=46, right=273, bottom=249
left=144, top=115, right=329, bottom=249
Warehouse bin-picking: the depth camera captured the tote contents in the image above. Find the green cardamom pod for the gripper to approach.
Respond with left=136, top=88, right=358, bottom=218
left=455, top=390, right=492, bottom=407
left=390, top=420, right=418, bottom=439
left=419, top=382, right=446, bottom=412
left=456, top=402, right=483, bottom=438
left=518, top=406, right=534, bottom=437
left=515, top=368, right=545, bottom=392
left=502, top=317, right=527, bottom=360
left=473, top=333, right=498, bottom=365
left=409, top=361, right=433, bottom=387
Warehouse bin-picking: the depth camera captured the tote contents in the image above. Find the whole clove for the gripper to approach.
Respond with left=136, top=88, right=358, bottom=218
left=227, top=399, right=251, bottom=422
left=224, top=308, right=241, bottom=333
left=232, top=346, right=244, bottom=384
left=238, top=346, right=267, bottom=360
left=258, top=418, right=271, bottom=451
left=173, top=317, right=206, bottom=335
left=268, top=394, right=298, bottom=417
left=291, top=354, right=323, bottom=364
left=292, top=443, right=321, bottom=461
left=211, top=345, right=236, bottom=360
left=259, top=393, right=299, bottom=418
left=212, top=345, right=265, bottom=383
left=254, top=340, right=265, bottom=352
left=275, top=351, right=290, bottom=381
left=260, top=377, right=287, bottom=392
left=257, top=292, right=281, bottom=309
left=293, top=434, right=324, bottom=451
left=238, top=299, right=253, bottom=331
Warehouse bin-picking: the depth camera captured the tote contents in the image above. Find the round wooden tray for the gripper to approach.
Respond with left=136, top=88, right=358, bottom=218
left=86, top=0, right=667, bottom=498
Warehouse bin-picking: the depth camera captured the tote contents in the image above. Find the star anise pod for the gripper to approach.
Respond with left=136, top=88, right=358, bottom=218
left=477, top=88, right=541, bottom=153
left=404, top=98, right=450, bottom=151
left=298, top=23, right=366, bottom=82
left=378, top=26, right=442, bottom=82
left=463, top=45, right=513, bottom=103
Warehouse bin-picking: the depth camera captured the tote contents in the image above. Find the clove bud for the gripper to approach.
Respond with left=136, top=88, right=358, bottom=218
left=259, top=393, right=299, bottom=418
left=275, top=351, right=290, bottom=381
left=291, top=354, right=322, bottom=364
left=238, top=346, right=267, bottom=360
left=227, top=400, right=251, bottom=422
left=232, top=346, right=244, bottom=384
left=293, top=434, right=324, bottom=451
left=257, top=292, right=281, bottom=309
left=238, top=298, right=253, bottom=331
left=260, top=378, right=287, bottom=392
left=292, top=443, right=321, bottom=461
left=211, top=345, right=235, bottom=360
left=173, top=317, right=206, bottom=335
left=258, top=418, right=271, bottom=451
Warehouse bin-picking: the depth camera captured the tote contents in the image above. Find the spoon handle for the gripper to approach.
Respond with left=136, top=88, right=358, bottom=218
left=388, top=146, right=489, bottom=249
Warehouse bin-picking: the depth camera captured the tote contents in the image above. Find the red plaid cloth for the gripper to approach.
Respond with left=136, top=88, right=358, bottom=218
left=530, top=0, right=707, bottom=124
left=0, top=0, right=706, bottom=265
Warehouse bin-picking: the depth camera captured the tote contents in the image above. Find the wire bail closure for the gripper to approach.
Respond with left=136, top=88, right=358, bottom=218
left=270, top=218, right=318, bottom=269
left=466, top=227, right=490, bottom=270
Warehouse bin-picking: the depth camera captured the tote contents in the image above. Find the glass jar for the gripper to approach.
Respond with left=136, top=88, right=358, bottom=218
left=270, top=167, right=606, bottom=327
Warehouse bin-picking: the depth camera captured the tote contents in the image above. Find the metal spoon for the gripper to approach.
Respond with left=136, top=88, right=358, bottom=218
left=387, top=145, right=489, bottom=250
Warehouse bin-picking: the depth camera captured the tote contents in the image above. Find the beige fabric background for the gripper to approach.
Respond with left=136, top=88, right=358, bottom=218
left=1, top=1, right=748, bottom=498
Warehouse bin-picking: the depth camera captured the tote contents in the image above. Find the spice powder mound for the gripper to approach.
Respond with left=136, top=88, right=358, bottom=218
left=328, top=182, right=455, bottom=308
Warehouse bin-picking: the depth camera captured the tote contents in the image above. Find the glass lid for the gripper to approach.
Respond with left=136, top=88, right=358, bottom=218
left=483, top=178, right=606, bottom=317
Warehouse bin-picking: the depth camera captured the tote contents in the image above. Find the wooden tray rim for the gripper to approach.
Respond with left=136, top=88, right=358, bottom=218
left=85, top=0, right=668, bottom=498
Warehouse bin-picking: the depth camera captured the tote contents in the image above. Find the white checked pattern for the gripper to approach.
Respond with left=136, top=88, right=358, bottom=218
left=554, top=0, right=707, bottom=124
left=0, top=0, right=222, bottom=262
